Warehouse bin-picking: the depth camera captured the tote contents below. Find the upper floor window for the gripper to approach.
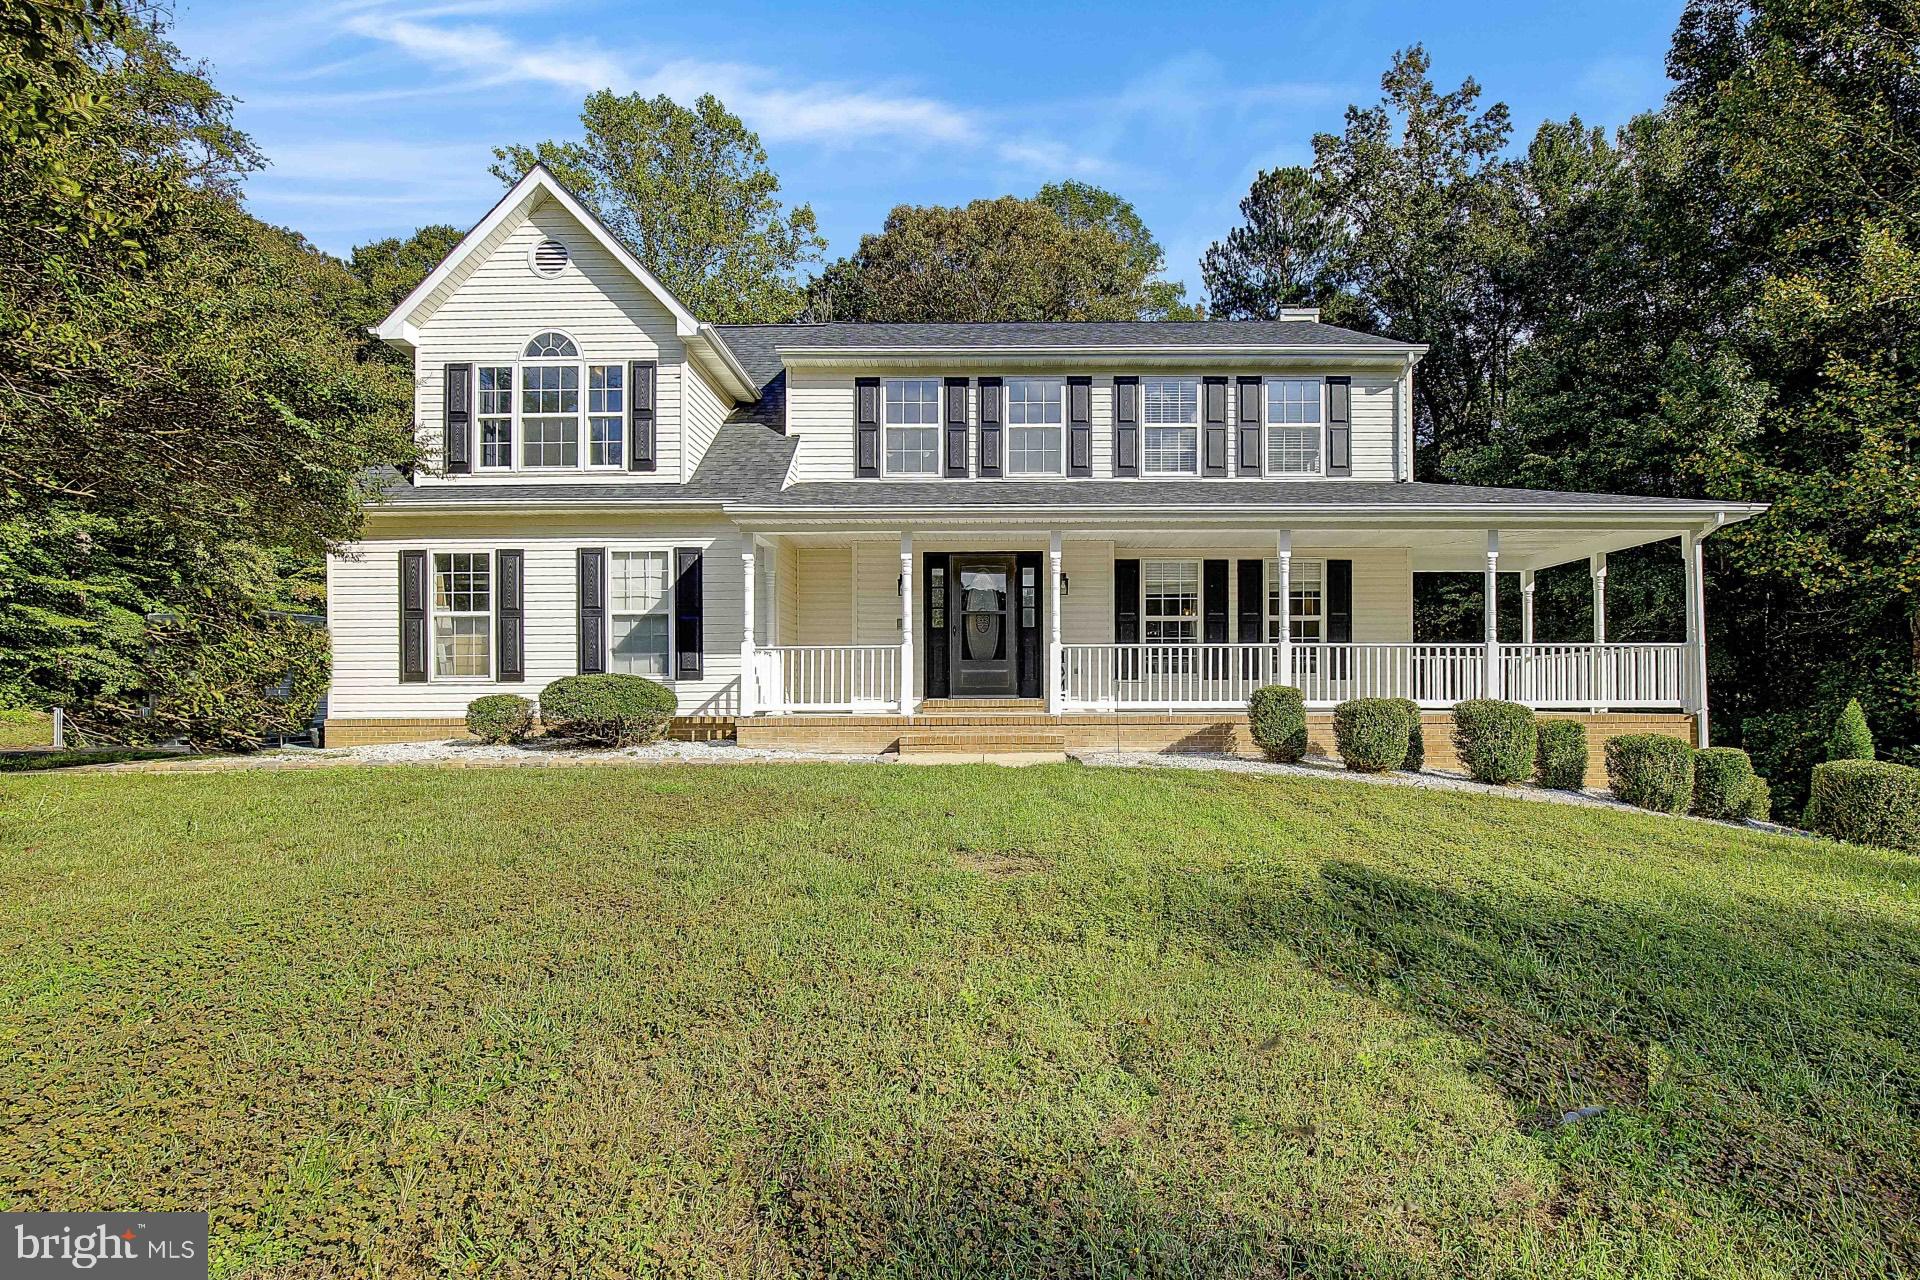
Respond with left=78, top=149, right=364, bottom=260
left=1265, top=377, right=1323, bottom=475
left=432, top=552, right=491, bottom=679
left=1141, top=377, right=1199, bottom=474
left=472, top=332, right=625, bottom=472
left=1005, top=377, right=1064, bottom=475
left=882, top=377, right=941, bottom=476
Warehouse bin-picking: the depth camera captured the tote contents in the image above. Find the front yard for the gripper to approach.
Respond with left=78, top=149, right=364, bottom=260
left=1, top=763, right=1915, bottom=1278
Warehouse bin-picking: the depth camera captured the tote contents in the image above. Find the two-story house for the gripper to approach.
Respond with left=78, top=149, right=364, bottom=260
left=330, top=166, right=1765, bottom=773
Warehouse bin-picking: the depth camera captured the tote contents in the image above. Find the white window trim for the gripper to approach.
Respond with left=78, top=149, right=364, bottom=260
left=427, top=548, right=495, bottom=683
left=880, top=376, right=944, bottom=479
left=605, top=547, right=676, bottom=681
left=475, top=364, right=515, bottom=472
left=1140, top=558, right=1203, bottom=644
left=471, top=330, right=632, bottom=474
left=1140, top=376, right=1202, bottom=476
left=1266, top=558, right=1327, bottom=643
left=1261, top=375, right=1327, bottom=478
left=1003, top=375, right=1067, bottom=477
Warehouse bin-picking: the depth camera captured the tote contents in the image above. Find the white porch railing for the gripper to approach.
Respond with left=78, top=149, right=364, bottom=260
left=752, top=645, right=899, bottom=712
left=1057, top=641, right=1684, bottom=711
left=1500, top=642, right=1685, bottom=709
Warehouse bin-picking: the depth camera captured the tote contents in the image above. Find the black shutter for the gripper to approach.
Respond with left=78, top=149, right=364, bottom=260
left=855, top=377, right=881, bottom=477
left=1202, top=376, right=1229, bottom=476
left=1236, top=376, right=1262, bottom=475
left=577, top=548, right=606, bottom=674
left=674, top=547, right=704, bottom=680
left=1326, top=376, right=1352, bottom=477
left=1203, top=558, right=1229, bottom=677
left=1236, top=559, right=1264, bottom=642
left=496, top=549, right=524, bottom=682
left=944, top=377, right=970, bottom=477
left=399, top=550, right=428, bottom=683
left=1067, top=376, right=1092, bottom=476
left=1328, top=558, right=1354, bottom=643
left=629, top=360, right=657, bottom=471
left=1015, top=551, right=1043, bottom=699
left=923, top=554, right=950, bottom=698
left=443, top=363, right=472, bottom=475
left=1114, top=557, right=1140, bottom=681
left=1113, top=376, right=1139, bottom=477
left=977, top=378, right=1002, bottom=478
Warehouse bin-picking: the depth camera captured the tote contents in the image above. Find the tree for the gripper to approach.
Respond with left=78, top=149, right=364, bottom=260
left=808, top=186, right=1192, bottom=323
left=347, top=223, right=464, bottom=362
left=493, top=92, right=823, bottom=324
left=1200, top=166, right=1360, bottom=324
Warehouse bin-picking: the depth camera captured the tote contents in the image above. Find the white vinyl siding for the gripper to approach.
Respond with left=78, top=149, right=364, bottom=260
left=681, top=361, right=731, bottom=479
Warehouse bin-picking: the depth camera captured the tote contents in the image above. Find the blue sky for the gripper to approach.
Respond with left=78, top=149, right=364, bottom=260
left=173, top=0, right=1685, bottom=300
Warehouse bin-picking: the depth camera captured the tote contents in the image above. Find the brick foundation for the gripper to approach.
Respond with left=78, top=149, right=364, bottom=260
left=322, top=715, right=736, bottom=748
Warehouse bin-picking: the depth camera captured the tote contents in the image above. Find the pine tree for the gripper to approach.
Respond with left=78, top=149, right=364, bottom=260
left=1827, top=698, right=1875, bottom=762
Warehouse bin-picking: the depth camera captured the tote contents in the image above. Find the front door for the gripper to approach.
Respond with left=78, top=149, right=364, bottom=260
left=949, top=555, right=1018, bottom=696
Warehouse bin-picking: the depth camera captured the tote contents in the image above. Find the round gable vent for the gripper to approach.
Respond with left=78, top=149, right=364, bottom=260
left=529, top=238, right=570, bottom=278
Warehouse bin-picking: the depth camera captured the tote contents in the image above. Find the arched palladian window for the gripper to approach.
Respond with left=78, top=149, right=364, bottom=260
left=474, top=331, right=625, bottom=471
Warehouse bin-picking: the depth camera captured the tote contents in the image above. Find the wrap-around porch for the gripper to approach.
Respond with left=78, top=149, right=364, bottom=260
left=734, top=521, right=1715, bottom=745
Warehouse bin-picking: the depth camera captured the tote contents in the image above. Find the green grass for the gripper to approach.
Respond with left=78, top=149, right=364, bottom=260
left=0, top=708, right=53, bottom=749
left=0, top=747, right=189, bottom=772
left=0, top=763, right=1915, bottom=1278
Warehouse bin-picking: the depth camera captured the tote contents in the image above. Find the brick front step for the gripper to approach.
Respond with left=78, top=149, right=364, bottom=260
left=897, top=729, right=1067, bottom=756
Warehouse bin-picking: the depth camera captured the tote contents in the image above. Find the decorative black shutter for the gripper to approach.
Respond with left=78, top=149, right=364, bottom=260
left=1112, top=376, right=1139, bottom=477
left=977, top=378, right=1002, bottom=478
left=1203, top=558, right=1229, bottom=678
left=629, top=360, right=657, bottom=471
left=1236, top=376, right=1262, bottom=475
left=577, top=548, right=606, bottom=674
left=1202, top=376, right=1229, bottom=476
left=674, top=547, right=704, bottom=680
left=855, top=377, right=881, bottom=477
left=1114, top=557, right=1140, bottom=681
left=1328, top=559, right=1354, bottom=642
left=944, top=377, right=969, bottom=477
left=1067, top=376, right=1092, bottom=476
left=399, top=550, right=428, bottom=683
left=1326, top=376, right=1352, bottom=477
left=1237, top=558, right=1264, bottom=680
left=496, top=549, right=524, bottom=682
left=923, top=554, right=950, bottom=698
left=443, top=363, right=472, bottom=474
left=1015, top=551, right=1043, bottom=698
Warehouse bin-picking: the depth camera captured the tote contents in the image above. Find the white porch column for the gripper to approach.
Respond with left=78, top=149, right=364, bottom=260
left=1519, top=569, right=1535, bottom=645
left=1590, top=552, right=1609, bottom=713
left=1682, top=530, right=1709, bottom=746
left=899, top=531, right=914, bottom=715
left=739, top=540, right=757, bottom=718
left=1484, top=530, right=1502, bottom=699
left=1047, top=531, right=1064, bottom=714
left=1275, top=531, right=1294, bottom=688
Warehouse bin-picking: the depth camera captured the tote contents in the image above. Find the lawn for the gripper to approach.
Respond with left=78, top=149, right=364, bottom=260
left=0, top=763, right=1915, bottom=1279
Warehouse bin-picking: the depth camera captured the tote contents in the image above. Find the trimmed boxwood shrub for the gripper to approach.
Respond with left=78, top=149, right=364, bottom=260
left=466, top=694, right=534, bottom=744
left=1742, top=775, right=1773, bottom=823
left=1450, top=699, right=1537, bottom=785
left=539, top=674, right=677, bottom=747
left=1534, top=719, right=1589, bottom=791
left=1805, top=759, right=1920, bottom=852
left=1691, top=747, right=1758, bottom=820
left=1606, top=734, right=1695, bottom=814
left=1828, top=697, right=1875, bottom=762
left=1388, top=698, right=1424, bottom=772
left=1248, top=685, right=1309, bottom=763
left=1333, top=698, right=1411, bottom=773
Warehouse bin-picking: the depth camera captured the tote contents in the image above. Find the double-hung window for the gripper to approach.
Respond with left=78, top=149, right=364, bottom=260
left=609, top=550, right=670, bottom=678
left=1005, top=377, right=1064, bottom=475
left=588, top=364, right=625, bottom=467
left=1266, top=559, right=1325, bottom=643
left=1265, top=378, right=1323, bottom=475
left=1143, top=560, right=1200, bottom=644
left=520, top=345, right=580, bottom=468
left=1142, top=377, right=1199, bottom=474
left=431, top=552, right=491, bottom=679
left=882, top=378, right=941, bottom=476
left=477, top=367, right=514, bottom=469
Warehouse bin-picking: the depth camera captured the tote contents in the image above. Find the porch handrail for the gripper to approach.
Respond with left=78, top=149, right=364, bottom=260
left=1500, top=641, right=1684, bottom=708
left=1060, top=642, right=1278, bottom=710
left=753, top=645, right=899, bottom=712
left=1289, top=642, right=1486, bottom=707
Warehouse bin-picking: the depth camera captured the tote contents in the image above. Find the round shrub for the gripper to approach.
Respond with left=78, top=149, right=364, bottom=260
left=1450, top=699, right=1537, bottom=784
left=1804, top=759, right=1920, bottom=852
left=1534, top=719, right=1589, bottom=791
left=1333, top=698, right=1411, bottom=773
left=1691, top=747, right=1758, bottom=820
left=1388, top=698, right=1424, bottom=772
left=1827, top=697, right=1875, bottom=762
left=1742, top=774, right=1773, bottom=823
left=1248, top=685, right=1309, bottom=763
left=466, top=694, right=534, bottom=744
left=1605, top=734, right=1696, bottom=814
left=539, top=674, right=678, bottom=747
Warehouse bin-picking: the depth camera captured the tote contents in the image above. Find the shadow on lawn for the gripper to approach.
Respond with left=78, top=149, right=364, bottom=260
left=1200, top=858, right=1920, bottom=1260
